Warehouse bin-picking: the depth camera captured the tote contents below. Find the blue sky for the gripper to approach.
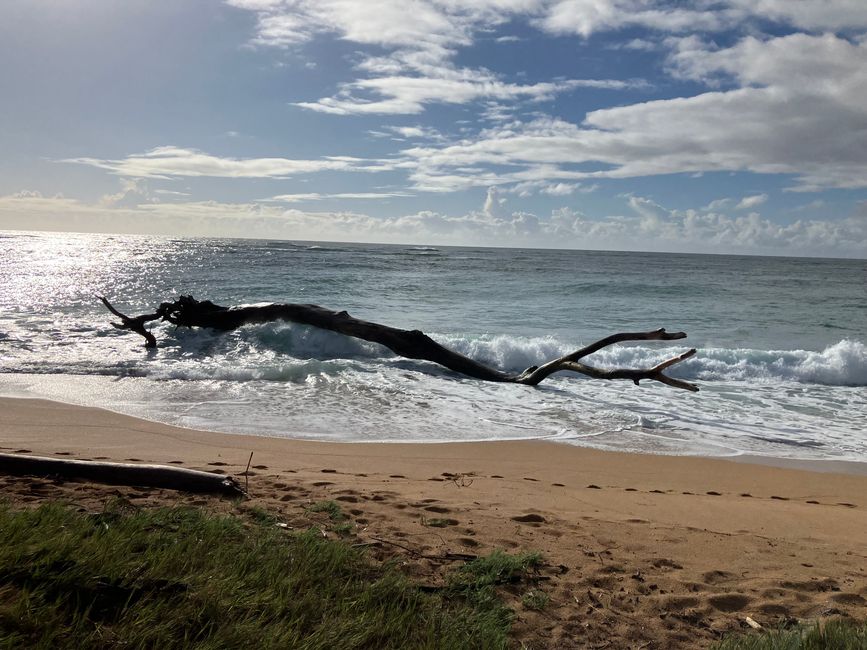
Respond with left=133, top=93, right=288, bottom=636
left=1, top=0, right=866, bottom=257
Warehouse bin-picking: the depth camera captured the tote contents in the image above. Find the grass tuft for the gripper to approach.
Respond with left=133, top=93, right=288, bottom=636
left=521, top=590, right=550, bottom=611
left=306, top=500, right=345, bottom=521
left=713, top=618, right=867, bottom=649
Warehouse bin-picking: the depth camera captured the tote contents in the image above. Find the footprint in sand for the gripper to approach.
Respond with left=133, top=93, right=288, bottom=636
left=587, top=484, right=602, bottom=490
left=14, top=449, right=31, bottom=454
left=625, top=488, right=638, bottom=492
left=389, top=475, right=406, bottom=479
left=424, top=505, right=451, bottom=514
left=702, top=570, right=737, bottom=585
left=770, top=495, right=789, bottom=501
left=831, top=593, right=866, bottom=606
left=207, top=461, right=228, bottom=466
left=321, top=469, right=338, bottom=473
left=780, top=578, right=839, bottom=592
left=552, top=483, right=565, bottom=487
left=125, top=458, right=143, bottom=462
left=458, top=537, right=480, bottom=547
left=427, top=477, right=445, bottom=481
left=312, top=481, right=334, bottom=487
left=706, top=491, right=721, bottom=496
left=523, top=477, right=539, bottom=482
left=54, top=451, right=71, bottom=456
left=252, top=465, right=268, bottom=470
left=651, top=558, right=683, bottom=570
left=660, top=595, right=701, bottom=611
left=511, top=513, right=546, bottom=524
left=708, top=593, right=751, bottom=612
left=168, top=460, right=184, bottom=465
left=490, top=475, right=504, bottom=479
left=336, top=495, right=360, bottom=503
left=425, top=518, right=459, bottom=528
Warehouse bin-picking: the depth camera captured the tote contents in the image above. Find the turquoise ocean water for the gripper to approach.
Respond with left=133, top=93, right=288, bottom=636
left=1, top=231, right=865, bottom=461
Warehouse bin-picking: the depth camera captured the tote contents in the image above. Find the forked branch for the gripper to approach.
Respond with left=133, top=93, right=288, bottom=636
left=98, top=296, right=699, bottom=392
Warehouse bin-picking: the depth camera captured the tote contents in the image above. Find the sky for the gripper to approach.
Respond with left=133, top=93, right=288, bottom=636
left=1, top=0, right=866, bottom=257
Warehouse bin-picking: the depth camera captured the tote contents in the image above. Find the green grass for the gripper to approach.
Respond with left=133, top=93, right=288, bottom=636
left=446, top=549, right=545, bottom=631
left=713, top=619, right=867, bottom=649
left=306, top=499, right=345, bottom=521
left=0, top=501, right=526, bottom=649
left=521, top=590, right=550, bottom=611
left=452, top=550, right=543, bottom=590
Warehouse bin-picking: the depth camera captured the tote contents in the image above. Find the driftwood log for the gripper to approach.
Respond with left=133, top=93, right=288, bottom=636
left=0, top=452, right=245, bottom=496
left=98, top=295, right=699, bottom=392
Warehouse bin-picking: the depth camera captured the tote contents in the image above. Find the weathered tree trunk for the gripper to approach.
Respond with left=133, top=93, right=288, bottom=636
left=98, top=295, right=699, bottom=392
left=0, top=452, right=245, bottom=496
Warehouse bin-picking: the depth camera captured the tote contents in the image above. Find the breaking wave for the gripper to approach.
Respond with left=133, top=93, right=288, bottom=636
left=157, top=325, right=867, bottom=386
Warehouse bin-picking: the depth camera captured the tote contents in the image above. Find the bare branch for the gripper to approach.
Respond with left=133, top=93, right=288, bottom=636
left=97, top=296, right=699, bottom=391
left=515, top=330, right=697, bottom=391
left=97, top=296, right=160, bottom=348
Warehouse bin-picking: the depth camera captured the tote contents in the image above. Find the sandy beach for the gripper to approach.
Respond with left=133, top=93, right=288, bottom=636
left=2, top=396, right=866, bottom=648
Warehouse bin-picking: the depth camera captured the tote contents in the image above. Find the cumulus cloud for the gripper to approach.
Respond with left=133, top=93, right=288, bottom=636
left=228, top=0, right=643, bottom=116
left=538, top=0, right=867, bottom=37
left=3, top=190, right=864, bottom=257
left=736, top=194, right=768, bottom=210
left=398, top=33, right=867, bottom=192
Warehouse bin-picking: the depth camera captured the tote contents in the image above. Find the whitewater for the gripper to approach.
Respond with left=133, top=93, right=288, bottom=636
left=1, top=231, right=865, bottom=461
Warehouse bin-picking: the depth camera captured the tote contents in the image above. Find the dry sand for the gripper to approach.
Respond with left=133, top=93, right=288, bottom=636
left=1, top=396, right=866, bottom=648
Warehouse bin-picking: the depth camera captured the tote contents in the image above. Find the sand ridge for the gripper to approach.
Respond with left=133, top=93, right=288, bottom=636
left=1, top=397, right=866, bottom=648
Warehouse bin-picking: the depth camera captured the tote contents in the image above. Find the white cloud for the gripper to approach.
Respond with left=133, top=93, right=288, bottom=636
left=62, top=146, right=393, bottom=179
left=537, top=0, right=867, bottom=37
left=736, top=193, right=768, bottom=209
left=538, top=1, right=726, bottom=37
left=265, top=191, right=412, bottom=201
left=295, top=66, right=640, bottom=116
left=229, top=0, right=643, bottom=116
left=3, top=190, right=863, bottom=256
left=399, top=33, right=867, bottom=192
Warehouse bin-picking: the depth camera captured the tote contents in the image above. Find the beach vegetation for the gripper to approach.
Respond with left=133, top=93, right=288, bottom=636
left=0, top=502, right=514, bottom=649
left=713, top=618, right=867, bottom=649
left=521, top=590, right=550, bottom=611
left=305, top=499, right=345, bottom=521
left=452, top=549, right=543, bottom=589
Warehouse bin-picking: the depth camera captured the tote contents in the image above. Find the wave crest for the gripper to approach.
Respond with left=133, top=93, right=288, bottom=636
left=170, top=324, right=866, bottom=387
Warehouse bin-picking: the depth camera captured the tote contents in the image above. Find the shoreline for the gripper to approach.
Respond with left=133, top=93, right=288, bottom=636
left=2, top=396, right=866, bottom=647
left=3, top=388, right=867, bottom=477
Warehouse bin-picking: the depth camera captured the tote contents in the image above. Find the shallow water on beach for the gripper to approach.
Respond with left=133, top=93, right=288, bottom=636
left=1, top=230, right=865, bottom=461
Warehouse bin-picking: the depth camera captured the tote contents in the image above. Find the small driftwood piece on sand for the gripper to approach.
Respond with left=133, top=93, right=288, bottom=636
left=98, top=295, right=699, bottom=392
left=0, top=453, right=245, bottom=497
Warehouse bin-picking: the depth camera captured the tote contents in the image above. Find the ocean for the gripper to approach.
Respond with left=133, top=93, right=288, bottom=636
left=1, top=230, right=865, bottom=461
